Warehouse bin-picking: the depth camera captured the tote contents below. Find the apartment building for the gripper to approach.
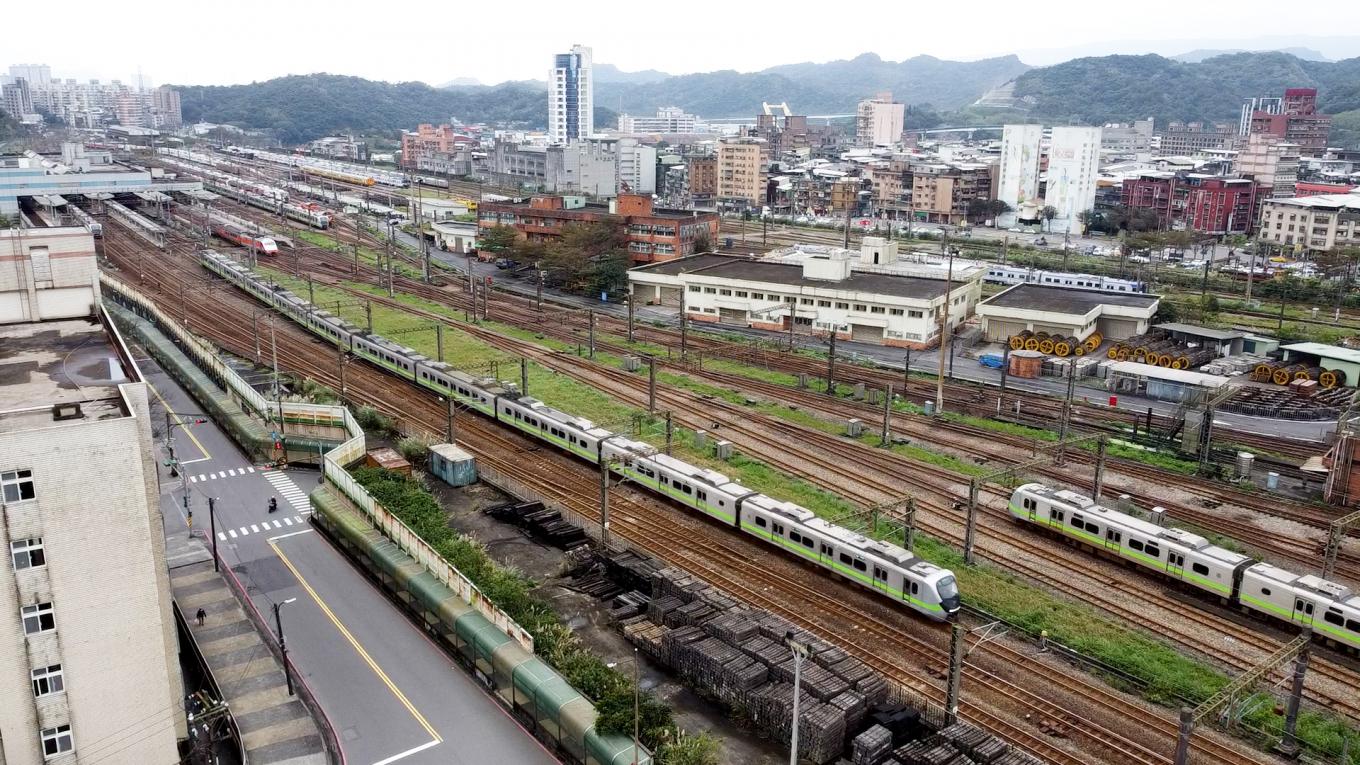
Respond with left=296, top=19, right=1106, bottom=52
left=1120, top=172, right=1257, bottom=235
left=309, top=135, right=369, bottom=163
left=717, top=137, right=764, bottom=210
left=686, top=155, right=718, bottom=207
left=400, top=123, right=465, bottom=171
left=1045, top=126, right=1103, bottom=234
left=1101, top=119, right=1154, bottom=153
left=617, top=107, right=702, bottom=134
left=1248, top=88, right=1332, bottom=157
left=1236, top=133, right=1301, bottom=199
left=855, top=93, right=905, bottom=148
left=1258, top=194, right=1360, bottom=252
left=0, top=228, right=185, bottom=765
left=548, top=45, right=593, bottom=144
left=1157, top=122, right=1239, bottom=155
left=869, top=160, right=994, bottom=224
left=478, top=193, right=719, bottom=264
left=998, top=124, right=1043, bottom=210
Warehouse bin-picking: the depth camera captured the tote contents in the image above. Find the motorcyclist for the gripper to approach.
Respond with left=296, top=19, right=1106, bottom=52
left=268, top=497, right=278, bottom=514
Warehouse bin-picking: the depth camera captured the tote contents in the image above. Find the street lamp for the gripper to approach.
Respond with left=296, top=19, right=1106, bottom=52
left=785, top=630, right=809, bottom=765
left=608, top=647, right=642, bottom=764
left=273, top=598, right=298, bottom=696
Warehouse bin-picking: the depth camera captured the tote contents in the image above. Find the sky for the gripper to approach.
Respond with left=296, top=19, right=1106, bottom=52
left=8, top=0, right=1360, bottom=87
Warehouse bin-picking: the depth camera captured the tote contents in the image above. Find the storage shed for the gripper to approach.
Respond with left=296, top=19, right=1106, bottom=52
left=364, top=447, right=412, bottom=475
left=1153, top=323, right=1245, bottom=358
left=1280, top=343, right=1360, bottom=388
left=430, top=443, right=477, bottom=487
left=977, top=284, right=1161, bottom=343
left=1106, top=361, right=1230, bottom=405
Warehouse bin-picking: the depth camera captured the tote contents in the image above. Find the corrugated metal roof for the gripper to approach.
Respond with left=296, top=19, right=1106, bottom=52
left=1282, top=342, right=1360, bottom=365
left=1155, top=322, right=1244, bottom=341
left=1107, top=361, right=1229, bottom=388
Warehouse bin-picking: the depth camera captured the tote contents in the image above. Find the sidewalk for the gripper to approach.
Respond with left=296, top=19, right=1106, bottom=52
left=166, top=533, right=329, bottom=765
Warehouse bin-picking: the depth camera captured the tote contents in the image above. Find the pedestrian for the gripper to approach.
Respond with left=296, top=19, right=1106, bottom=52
left=195, top=608, right=207, bottom=627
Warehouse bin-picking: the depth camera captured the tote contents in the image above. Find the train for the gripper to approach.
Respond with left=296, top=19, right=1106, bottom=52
left=415, top=174, right=450, bottom=189
left=207, top=181, right=331, bottom=229
left=201, top=249, right=961, bottom=622
left=984, top=266, right=1146, bottom=294
left=212, top=224, right=278, bottom=255
left=68, top=205, right=102, bottom=238
left=1009, top=483, right=1360, bottom=652
left=300, top=165, right=376, bottom=187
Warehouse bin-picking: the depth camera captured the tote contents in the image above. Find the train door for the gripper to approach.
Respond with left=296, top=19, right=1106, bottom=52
left=1103, top=528, right=1122, bottom=554
left=1166, top=551, right=1187, bottom=581
left=871, top=564, right=890, bottom=594
left=1292, top=596, right=1316, bottom=626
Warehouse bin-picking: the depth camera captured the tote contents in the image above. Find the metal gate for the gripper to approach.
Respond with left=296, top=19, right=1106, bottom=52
left=851, top=324, right=882, bottom=342
left=719, top=308, right=747, bottom=323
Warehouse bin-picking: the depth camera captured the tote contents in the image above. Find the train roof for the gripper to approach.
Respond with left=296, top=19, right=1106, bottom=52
left=1022, top=483, right=1096, bottom=509
left=650, top=452, right=733, bottom=486
left=515, top=396, right=611, bottom=435
left=1243, top=562, right=1356, bottom=604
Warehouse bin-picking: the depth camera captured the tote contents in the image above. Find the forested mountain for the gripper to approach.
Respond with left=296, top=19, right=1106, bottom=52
left=1011, top=52, right=1360, bottom=125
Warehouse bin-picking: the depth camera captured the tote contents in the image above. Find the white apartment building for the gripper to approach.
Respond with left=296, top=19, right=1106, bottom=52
left=1044, top=126, right=1102, bottom=235
left=998, top=124, right=1043, bottom=212
left=855, top=93, right=905, bottom=148
left=0, top=228, right=184, bottom=765
left=1237, top=133, right=1301, bottom=199
left=629, top=238, right=983, bottom=348
left=617, top=107, right=702, bottom=134
left=1259, top=194, right=1360, bottom=253
left=548, top=45, right=593, bottom=145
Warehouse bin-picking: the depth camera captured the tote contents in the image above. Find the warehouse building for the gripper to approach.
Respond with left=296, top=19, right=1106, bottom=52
left=0, top=228, right=185, bottom=764
left=1280, top=342, right=1360, bottom=387
left=977, top=284, right=1161, bottom=343
left=629, top=239, right=981, bottom=348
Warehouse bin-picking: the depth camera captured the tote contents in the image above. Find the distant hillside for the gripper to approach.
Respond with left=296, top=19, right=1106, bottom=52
left=178, top=74, right=612, bottom=143
left=1011, top=52, right=1360, bottom=128
left=1173, top=47, right=1331, bottom=63
left=598, top=53, right=1030, bottom=117
left=594, top=63, right=670, bottom=85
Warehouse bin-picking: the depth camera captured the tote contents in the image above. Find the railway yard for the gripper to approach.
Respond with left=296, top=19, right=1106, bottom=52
left=79, top=150, right=1360, bottom=765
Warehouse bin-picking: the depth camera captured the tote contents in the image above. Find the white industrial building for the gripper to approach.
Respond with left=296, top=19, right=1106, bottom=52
left=977, top=283, right=1161, bottom=343
left=998, top=124, right=1043, bottom=214
left=0, top=228, right=185, bottom=764
left=548, top=44, right=593, bottom=145
left=855, top=94, right=905, bottom=148
left=617, top=107, right=702, bottom=134
left=630, top=238, right=983, bottom=348
left=1045, top=126, right=1103, bottom=235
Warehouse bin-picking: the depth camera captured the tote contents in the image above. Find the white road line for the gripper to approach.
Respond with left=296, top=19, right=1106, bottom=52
left=217, top=471, right=227, bottom=479
left=228, top=530, right=238, bottom=539
left=246, top=466, right=256, bottom=473
left=250, top=524, right=260, bottom=533
left=189, top=477, right=198, bottom=484
left=197, top=474, right=207, bottom=482
left=293, top=515, right=304, bottom=523
left=217, top=532, right=227, bottom=541
left=272, top=520, right=283, bottom=529
left=370, top=739, right=440, bottom=765
left=228, top=469, right=238, bottom=477
left=283, top=517, right=294, bottom=526
left=181, top=457, right=210, bottom=465
left=266, top=529, right=313, bottom=542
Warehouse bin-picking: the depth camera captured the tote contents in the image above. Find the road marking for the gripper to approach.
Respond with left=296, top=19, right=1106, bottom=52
left=371, top=740, right=440, bottom=765
left=190, top=476, right=199, bottom=484
left=228, top=469, right=238, bottom=477
left=197, top=474, right=207, bottom=482
left=250, top=524, right=260, bottom=533
left=267, top=529, right=313, bottom=542
left=217, top=471, right=227, bottom=479
left=217, top=532, right=227, bottom=541
left=283, top=517, right=294, bottom=526
left=182, top=457, right=211, bottom=465
left=246, top=466, right=256, bottom=473
left=268, top=539, right=442, bottom=742
left=147, top=381, right=211, bottom=460
left=228, top=529, right=238, bottom=539
left=273, top=520, right=283, bottom=529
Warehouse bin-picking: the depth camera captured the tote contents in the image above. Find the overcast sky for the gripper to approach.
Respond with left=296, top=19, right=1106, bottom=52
left=8, top=1, right=1360, bottom=87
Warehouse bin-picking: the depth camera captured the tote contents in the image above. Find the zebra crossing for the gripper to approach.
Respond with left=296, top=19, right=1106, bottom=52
left=263, top=470, right=313, bottom=515
left=219, top=515, right=308, bottom=541
left=189, top=466, right=258, bottom=484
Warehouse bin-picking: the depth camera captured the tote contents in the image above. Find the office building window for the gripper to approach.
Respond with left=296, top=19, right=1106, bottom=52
left=2, top=469, right=35, bottom=502
left=11, top=538, right=45, bottom=570
left=32, top=664, right=64, bottom=697
left=22, top=602, right=55, bottom=636
left=41, top=725, right=73, bottom=759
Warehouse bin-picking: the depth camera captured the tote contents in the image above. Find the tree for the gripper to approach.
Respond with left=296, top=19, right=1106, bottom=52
left=1040, top=205, right=1058, bottom=232
left=986, top=200, right=1012, bottom=228
left=540, top=222, right=626, bottom=292
left=691, top=229, right=712, bottom=254
left=478, top=224, right=519, bottom=255
left=1076, top=209, right=1097, bottom=236
left=966, top=198, right=992, bottom=226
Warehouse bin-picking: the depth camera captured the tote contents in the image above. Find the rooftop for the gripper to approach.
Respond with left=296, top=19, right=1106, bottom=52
left=1267, top=193, right=1360, bottom=210
left=634, top=254, right=954, bottom=300
left=1282, top=342, right=1360, bottom=365
left=981, top=284, right=1160, bottom=314
left=0, top=317, right=133, bottom=432
left=483, top=198, right=711, bottom=221
left=1155, top=323, right=1245, bottom=341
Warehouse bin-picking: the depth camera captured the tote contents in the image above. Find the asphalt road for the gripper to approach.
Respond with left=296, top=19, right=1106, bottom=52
left=143, top=353, right=557, bottom=765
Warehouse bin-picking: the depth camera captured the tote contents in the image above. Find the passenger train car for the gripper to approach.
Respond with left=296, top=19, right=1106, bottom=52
left=984, top=266, right=1146, bottom=294
left=1010, top=483, right=1360, bottom=651
left=212, top=224, right=278, bottom=255
left=202, top=250, right=961, bottom=621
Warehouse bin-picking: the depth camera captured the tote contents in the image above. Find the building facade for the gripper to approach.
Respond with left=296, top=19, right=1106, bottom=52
left=855, top=93, right=905, bottom=148
left=1120, top=173, right=1257, bottom=235
left=1248, top=88, right=1331, bottom=157
left=1236, top=133, right=1301, bottom=199
left=1258, top=194, right=1360, bottom=253
left=548, top=45, right=593, bottom=144
left=717, top=137, right=763, bottom=209
left=686, top=155, right=717, bottom=207
left=0, top=228, right=185, bottom=765
left=309, top=136, right=369, bottom=162
left=998, top=124, right=1042, bottom=211
left=1157, top=122, right=1239, bottom=155
left=617, top=107, right=701, bottom=134
left=400, top=124, right=463, bottom=170
left=1100, top=119, right=1154, bottom=153
left=1, top=78, right=33, bottom=120
left=1045, top=126, right=1102, bottom=234
left=478, top=194, right=719, bottom=264
left=628, top=240, right=983, bottom=349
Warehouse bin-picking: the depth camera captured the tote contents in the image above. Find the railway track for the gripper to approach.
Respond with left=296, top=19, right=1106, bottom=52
left=97, top=223, right=1286, bottom=765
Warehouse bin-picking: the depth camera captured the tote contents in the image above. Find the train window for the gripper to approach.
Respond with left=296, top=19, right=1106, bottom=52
left=1084, top=522, right=1098, bottom=534
left=1049, top=509, right=1064, bottom=522
left=1145, top=544, right=1160, bottom=559
left=1192, top=563, right=1209, bottom=576
left=773, top=524, right=784, bottom=535
left=1261, top=587, right=1271, bottom=596
left=853, top=559, right=867, bottom=572
left=755, top=517, right=767, bottom=528
left=873, top=566, right=888, bottom=582
left=1325, top=610, right=1344, bottom=626
left=1070, top=515, right=1083, bottom=528
left=801, top=537, right=814, bottom=550
left=718, top=500, right=725, bottom=507
left=1105, top=530, right=1121, bottom=543
left=910, top=582, right=919, bottom=595
left=789, top=531, right=802, bottom=544
left=1171, top=554, right=1185, bottom=566
left=820, top=544, right=832, bottom=556
left=697, top=491, right=707, bottom=501
left=681, top=484, right=693, bottom=495
left=839, top=553, right=852, bottom=566
left=1347, top=619, right=1360, bottom=633
left=1129, top=539, right=1144, bottom=552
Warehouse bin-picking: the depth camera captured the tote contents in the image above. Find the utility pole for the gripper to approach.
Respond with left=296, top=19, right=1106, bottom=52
left=588, top=310, right=597, bottom=359
left=935, top=241, right=954, bottom=414
left=679, top=288, right=688, bottom=360
left=903, top=350, right=911, bottom=392
left=307, top=275, right=314, bottom=307
left=1058, top=358, right=1077, bottom=465
left=338, top=348, right=348, bottom=406
left=208, top=497, right=218, bottom=571
left=436, top=324, right=444, bottom=363
left=825, top=331, right=837, bottom=395
left=842, top=201, right=852, bottom=250
left=537, top=270, right=545, bottom=322
left=365, top=301, right=373, bottom=333
left=880, top=384, right=893, bottom=446
left=445, top=396, right=456, bottom=443
left=963, top=478, right=980, bottom=564
left=1093, top=436, right=1107, bottom=504
left=647, top=357, right=657, bottom=413
left=998, top=345, right=1010, bottom=414
left=252, top=312, right=262, bottom=364
left=271, top=317, right=284, bottom=452
left=626, top=292, right=635, bottom=343
left=903, top=497, right=916, bottom=551
left=1276, top=637, right=1312, bottom=759
left=944, top=621, right=965, bottom=724
left=599, top=457, right=612, bottom=545
left=520, top=357, right=529, bottom=396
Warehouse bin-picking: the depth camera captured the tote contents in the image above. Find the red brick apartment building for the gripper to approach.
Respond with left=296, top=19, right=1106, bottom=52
left=400, top=123, right=465, bottom=169
left=1120, top=173, right=1257, bottom=235
left=477, top=194, right=720, bottom=264
left=1249, top=88, right=1332, bottom=157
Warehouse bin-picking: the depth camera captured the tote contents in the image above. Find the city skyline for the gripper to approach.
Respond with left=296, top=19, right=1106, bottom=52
left=5, top=1, right=1360, bottom=88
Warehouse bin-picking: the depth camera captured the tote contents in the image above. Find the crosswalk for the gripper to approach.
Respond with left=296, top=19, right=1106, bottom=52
left=190, top=466, right=258, bottom=484
left=263, top=470, right=312, bottom=515
left=218, top=515, right=308, bottom=541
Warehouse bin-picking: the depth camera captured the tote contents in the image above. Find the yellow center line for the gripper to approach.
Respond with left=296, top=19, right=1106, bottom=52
left=147, top=380, right=212, bottom=461
left=269, top=539, right=442, bottom=743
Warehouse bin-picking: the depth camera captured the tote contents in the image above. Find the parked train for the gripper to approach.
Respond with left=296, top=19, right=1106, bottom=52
left=984, top=266, right=1146, bottom=294
left=207, top=181, right=331, bottom=228
left=1009, top=483, right=1360, bottom=651
left=68, top=205, right=102, bottom=238
left=201, top=250, right=960, bottom=621
left=415, top=174, right=450, bottom=189
left=212, top=224, right=278, bottom=255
